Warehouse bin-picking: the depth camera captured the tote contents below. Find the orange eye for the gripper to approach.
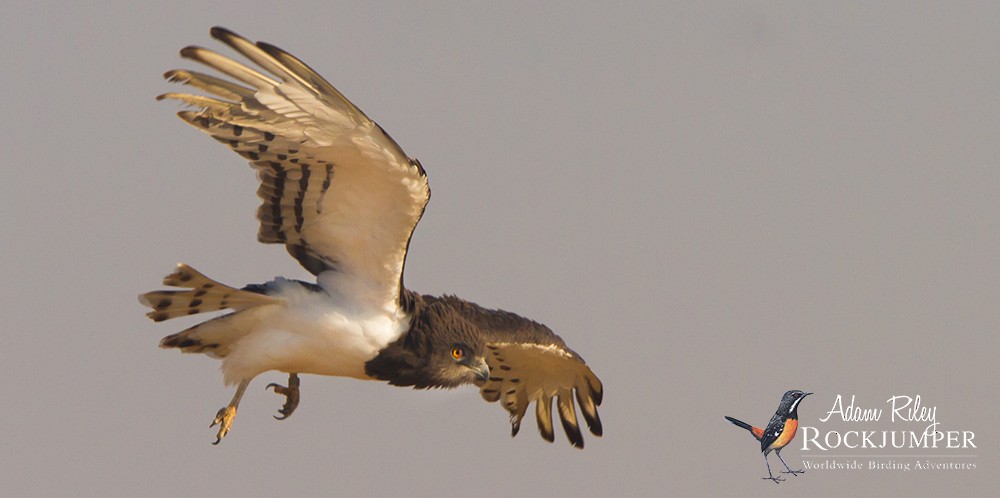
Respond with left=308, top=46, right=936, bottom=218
left=451, top=347, right=464, bottom=360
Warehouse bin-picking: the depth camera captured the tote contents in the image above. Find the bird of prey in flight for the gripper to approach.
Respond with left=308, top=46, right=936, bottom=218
left=140, top=27, right=603, bottom=447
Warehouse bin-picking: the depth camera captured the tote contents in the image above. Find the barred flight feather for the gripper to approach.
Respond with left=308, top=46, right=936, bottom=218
left=159, top=26, right=430, bottom=314
left=479, top=342, right=603, bottom=448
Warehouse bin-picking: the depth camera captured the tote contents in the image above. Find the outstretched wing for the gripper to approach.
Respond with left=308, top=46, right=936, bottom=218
left=159, top=27, right=429, bottom=309
left=478, top=343, right=603, bottom=448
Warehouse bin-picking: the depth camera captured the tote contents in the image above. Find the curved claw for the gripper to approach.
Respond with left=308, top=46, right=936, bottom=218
left=266, top=374, right=300, bottom=420
left=210, top=406, right=236, bottom=445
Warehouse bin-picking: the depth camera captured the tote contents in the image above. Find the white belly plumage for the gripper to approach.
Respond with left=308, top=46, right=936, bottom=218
left=217, top=280, right=409, bottom=385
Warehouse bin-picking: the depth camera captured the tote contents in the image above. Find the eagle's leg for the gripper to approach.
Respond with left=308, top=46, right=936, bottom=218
left=266, top=373, right=300, bottom=420
left=210, top=378, right=250, bottom=445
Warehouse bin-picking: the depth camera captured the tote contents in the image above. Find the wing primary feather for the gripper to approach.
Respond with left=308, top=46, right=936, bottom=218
left=557, top=392, right=584, bottom=448
left=175, top=110, right=212, bottom=129
left=535, top=397, right=555, bottom=443
left=504, top=387, right=528, bottom=438
left=587, top=375, right=604, bottom=405
left=254, top=41, right=363, bottom=116
left=510, top=414, right=522, bottom=437
left=209, top=27, right=317, bottom=93
left=157, top=92, right=235, bottom=112
left=576, top=387, right=603, bottom=436
left=163, top=69, right=255, bottom=101
left=179, top=45, right=279, bottom=89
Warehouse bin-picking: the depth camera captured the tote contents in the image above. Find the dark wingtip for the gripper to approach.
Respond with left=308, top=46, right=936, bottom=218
left=588, top=412, right=603, bottom=437
left=575, top=389, right=603, bottom=437
left=536, top=399, right=555, bottom=443
left=179, top=45, right=202, bottom=59
left=539, top=427, right=555, bottom=443
left=209, top=26, right=235, bottom=41
left=562, top=419, right=584, bottom=449
left=558, top=399, right=585, bottom=448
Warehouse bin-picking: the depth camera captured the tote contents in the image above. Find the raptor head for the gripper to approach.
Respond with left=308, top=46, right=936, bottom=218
left=425, top=340, right=490, bottom=388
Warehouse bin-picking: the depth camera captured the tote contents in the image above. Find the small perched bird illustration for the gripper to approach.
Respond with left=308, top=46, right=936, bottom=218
left=725, top=390, right=811, bottom=483
left=140, top=27, right=603, bottom=447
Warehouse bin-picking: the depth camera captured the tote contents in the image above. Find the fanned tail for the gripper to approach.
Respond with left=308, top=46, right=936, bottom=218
left=139, top=263, right=279, bottom=322
left=140, top=264, right=284, bottom=357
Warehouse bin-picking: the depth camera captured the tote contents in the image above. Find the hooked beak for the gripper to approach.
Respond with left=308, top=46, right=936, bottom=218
left=468, top=357, right=490, bottom=386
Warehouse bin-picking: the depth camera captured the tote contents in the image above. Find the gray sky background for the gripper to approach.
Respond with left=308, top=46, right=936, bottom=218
left=1, top=1, right=997, bottom=496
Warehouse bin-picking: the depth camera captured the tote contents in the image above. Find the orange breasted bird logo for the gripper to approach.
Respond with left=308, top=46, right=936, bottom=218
left=725, top=390, right=811, bottom=483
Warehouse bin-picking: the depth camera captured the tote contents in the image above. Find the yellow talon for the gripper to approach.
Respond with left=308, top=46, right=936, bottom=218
left=210, top=405, right=237, bottom=444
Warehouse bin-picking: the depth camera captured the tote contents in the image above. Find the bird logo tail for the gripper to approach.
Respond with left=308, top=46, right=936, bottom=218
left=725, top=415, right=754, bottom=432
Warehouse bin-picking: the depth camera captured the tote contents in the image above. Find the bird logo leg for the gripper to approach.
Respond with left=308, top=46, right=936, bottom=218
left=210, top=379, right=251, bottom=444
left=776, top=450, right=805, bottom=476
left=266, top=373, right=301, bottom=420
left=762, top=454, right=785, bottom=483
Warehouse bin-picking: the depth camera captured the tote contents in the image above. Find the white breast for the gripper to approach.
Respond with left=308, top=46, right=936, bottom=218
left=219, top=279, right=409, bottom=385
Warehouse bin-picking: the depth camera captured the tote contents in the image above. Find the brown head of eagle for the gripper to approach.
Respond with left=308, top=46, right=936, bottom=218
left=140, top=27, right=603, bottom=448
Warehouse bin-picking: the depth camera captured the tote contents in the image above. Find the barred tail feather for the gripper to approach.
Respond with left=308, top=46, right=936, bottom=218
left=140, top=264, right=283, bottom=357
left=159, top=318, right=229, bottom=356
left=138, top=263, right=279, bottom=322
left=157, top=309, right=271, bottom=358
